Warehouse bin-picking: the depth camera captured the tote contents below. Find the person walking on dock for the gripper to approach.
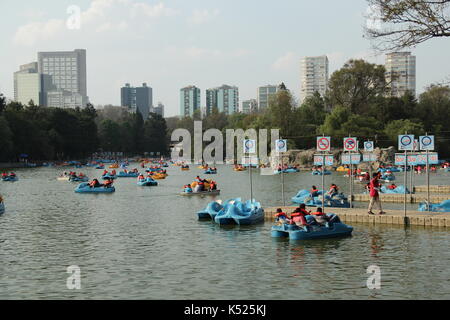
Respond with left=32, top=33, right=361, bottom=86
left=368, top=172, right=386, bottom=215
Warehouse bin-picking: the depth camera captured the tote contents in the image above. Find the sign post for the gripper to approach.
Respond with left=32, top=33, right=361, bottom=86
left=244, top=139, right=256, bottom=201
left=420, top=134, right=435, bottom=211
left=344, top=137, right=358, bottom=207
left=275, top=139, right=288, bottom=206
left=399, top=134, right=414, bottom=222
left=316, top=136, right=331, bottom=213
left=314, top=153, right=334, bottom=213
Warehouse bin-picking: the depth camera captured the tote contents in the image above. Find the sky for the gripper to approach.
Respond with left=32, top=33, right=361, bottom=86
left=1, top=0, right=449, bottom=117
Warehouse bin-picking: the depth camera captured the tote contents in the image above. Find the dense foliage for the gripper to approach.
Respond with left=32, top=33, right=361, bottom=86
left=0, top=96, right=169, bottom=161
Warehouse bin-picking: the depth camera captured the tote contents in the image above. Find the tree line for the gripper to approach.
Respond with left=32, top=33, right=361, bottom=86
left=167, top=59, right=450, bottom=158
left=0, top=96, right=169, bottom=162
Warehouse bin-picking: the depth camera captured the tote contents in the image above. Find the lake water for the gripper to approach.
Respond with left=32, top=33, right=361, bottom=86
left=1, top=164, right=449, bottom=299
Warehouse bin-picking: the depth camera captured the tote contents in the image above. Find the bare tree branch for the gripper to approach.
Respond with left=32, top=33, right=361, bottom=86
left=364, top=0, right=450, bottom=52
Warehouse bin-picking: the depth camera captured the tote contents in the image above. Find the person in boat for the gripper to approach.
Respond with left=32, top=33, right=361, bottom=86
left=104, top=178, right=114, bottom=188
left=102, top=169, right=108, bottom=176
left=388, top=183, right=397, bottom=190
left=197, top=180, right=205, bottom=192
left=195, top=176, right=202, bottom=182
left=89, top=179, right=102, bottom=188
left=184, top=184, right=193, bottom=193
left=310, top=186, right=319, bottom=198
left=364, top=172, right=370, bottom=181
left=2, top=173, right=8, bottom=179
left=111, top=169, right=117, bottom=176
left=327, top=184, right=339, bottom=198
left=138, top=174, right=145, bottom=181
left=312, top=207, right=329, bottom=225
left=274, top=208, right=289, bottom=223
left=209, top=181, right=217, bottom=191
left=9, top=172, right=16, bottom=178
left=290, top=204, right=310, bottom=226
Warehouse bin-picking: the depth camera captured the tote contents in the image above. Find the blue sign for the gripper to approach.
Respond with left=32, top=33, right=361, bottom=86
left=243, top=139, right=256, bottom=154
left=341, top=154, right=361, bottom=165
left=363, top=153, right=377, bottom=162
left=364, top=141, right=374, bottom=152
left=395, top=153, right=439, bottom=165
left=275, top=139, right=287, bottom=153
left=314, top=155, right=334, bottom=166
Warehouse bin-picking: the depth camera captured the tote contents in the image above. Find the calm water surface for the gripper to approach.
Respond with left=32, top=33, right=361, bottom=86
left=1, top=164, right=449, bottom=299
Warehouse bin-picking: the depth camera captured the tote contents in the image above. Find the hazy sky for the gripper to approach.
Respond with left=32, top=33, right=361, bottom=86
left=1, top=0, right=449, bottom=117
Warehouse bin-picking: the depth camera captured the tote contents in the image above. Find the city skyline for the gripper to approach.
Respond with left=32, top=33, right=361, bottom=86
left=1, top=0, right=449, bottom=117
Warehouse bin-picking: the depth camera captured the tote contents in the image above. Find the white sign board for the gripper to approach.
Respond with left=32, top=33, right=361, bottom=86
left=364, top=141, right=374, bottom=152
left=243, top=139, right=256, bottom=154
left=343, top=137, right=358, bottom=152
left=316, top=137, right=331, bottom=152
left=275, top=139, right=287, bottom=153
left=419, top=135, right=435, bottom=151
left=398, top=135, right=414, bottom=151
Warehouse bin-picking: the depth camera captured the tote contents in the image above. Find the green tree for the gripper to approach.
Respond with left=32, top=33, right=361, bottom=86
left=384, top=119, right=425, bottom=144
left=327, top=59, right=387, bottom=113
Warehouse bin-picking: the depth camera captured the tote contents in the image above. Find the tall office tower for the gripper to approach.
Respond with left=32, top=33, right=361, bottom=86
left=121, top=83, right=153, bottom=119
left=150, top=102, right=165, bottom=117
left=14, top=62, right=54, bottom=106
left=180, top=85, right=201, bottom=117
left=205, top=84, right=239, bottom=115
left=300, top=55, right=329, bottom=103
left=38, top=49, right=88, bottom=108
left=257, top=85, right=279, bottom=110
left=242, top=99, right=258, bottom=114
left=385, top=52, right=416, bottom=97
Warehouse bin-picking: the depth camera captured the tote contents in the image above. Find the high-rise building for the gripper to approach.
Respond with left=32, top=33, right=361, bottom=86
left=121, top=83, right=153, bottom=119
left=300, top=55, right=329, bottom=103
left=38, top=49, right=88, bottom=108
left=14, top=62, right=54, bottom=106
left=180, top=85, right=201, bottom=117
left=205, top=84, right=239, bottom=115
left=257, top=85, right=279, bottom=110
left=150, top=102, right=165, bottom=117
left=385, top=52, right=416, bottom=97
left=242, top=99, right=258, bottom=114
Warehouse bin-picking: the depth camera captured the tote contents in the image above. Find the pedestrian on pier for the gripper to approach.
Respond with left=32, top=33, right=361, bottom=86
left=368, top=172, right=386, bottom=215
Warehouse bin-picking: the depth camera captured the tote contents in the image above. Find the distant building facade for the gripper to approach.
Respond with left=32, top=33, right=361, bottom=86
left=257, top=85, right=279, bottom=110
left=206, top=84, right=239, bottom=115
left=385, top=52, right=416, bottom=97
left=14, top=62, right=53, bottom=106
left=180, top=85, right=201, bottom=117
left=121, top=83, right=153, bottom=119
left=38, top=49, right=88, bottom=108
left=300, top=55, right=329, bottom=103
left=150, top=102, right=165, bottom=117
left=242, top=99, right=258, bottom=114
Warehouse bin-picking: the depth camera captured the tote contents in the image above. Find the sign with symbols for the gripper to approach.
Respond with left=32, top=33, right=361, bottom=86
left=363, top=153, right=378, bottom=162
left=395, top=153, right=439, bottom=165
left=341, top=154, right=361, bottom=165
left=243, top=139, right=256, bottom=154
left=343, top=137, right=358, bottom=152
left=316, top=137, right=331, bottom=152
left=314, top=155, right=334, bottom=166
left=364, top=141, right=374, bottom=152
left=420, top=135, right=435, bottom=151
left=242, top=156, right=259, bottom=165
left=275, top=139, right=287, bottom=153
left=398, top=135, right=414, bottom=151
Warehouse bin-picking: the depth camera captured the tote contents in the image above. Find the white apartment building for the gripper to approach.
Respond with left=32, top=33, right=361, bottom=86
left=385, top=52, right=416, bottom=97
left=300, top=55, right=329, bottom=103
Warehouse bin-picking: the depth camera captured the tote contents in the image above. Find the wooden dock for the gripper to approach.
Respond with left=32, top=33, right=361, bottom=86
left=265, top=206, right=450, bottom=228
left=413, top=185, right=450, bottom=193
left=352, top=193, right=450, bottom=203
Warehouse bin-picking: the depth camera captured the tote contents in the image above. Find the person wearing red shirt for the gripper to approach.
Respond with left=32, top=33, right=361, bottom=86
left=368, top=172, right=386, bottom=215
left=291, top=204, right=310, bottom=226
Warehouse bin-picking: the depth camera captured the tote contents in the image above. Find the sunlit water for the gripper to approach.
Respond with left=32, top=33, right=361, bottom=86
left=1, top=165, right=449, bottom=299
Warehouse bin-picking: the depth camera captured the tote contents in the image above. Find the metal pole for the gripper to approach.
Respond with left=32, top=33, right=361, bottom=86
left=349, top=151, right=353, bottom=208
left=426, top=148, right=430, bottom=211
left=249, top=158, right=253, bottom=201
left=322, top=154, right=325, bottom=214
left=280, top=153, right=285, bottom=206
left=404, top=150, right=407, bottom=219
